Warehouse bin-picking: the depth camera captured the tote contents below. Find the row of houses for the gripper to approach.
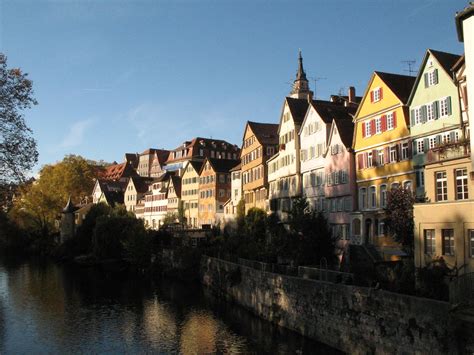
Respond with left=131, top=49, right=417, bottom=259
left=91, top=5, right=474, bottom=274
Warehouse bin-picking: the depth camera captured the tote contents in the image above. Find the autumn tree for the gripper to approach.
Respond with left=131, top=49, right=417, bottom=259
left=10, top=155, right=99, bottom=235
left=385, top=186, right=416, bottom=254
left=0, top=53, right=38, bottom=187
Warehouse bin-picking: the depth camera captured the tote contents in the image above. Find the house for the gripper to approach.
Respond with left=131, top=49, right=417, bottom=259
left=352, top=71, right=416, bottom=258
left=240, top=121, right=279, bottom=212
left=412, top=4, right=474, bottom=275
left=181, top=160, right=204, bottom=228
left=223, top=163, right=242, bottom=222
left=167, top=175, right=182, bottom=217
left=299, top=96, right=357, bottom=215
left=98, top=161, right=137, bottom=182
left=407, top=49, right=463, bottom=199
left=165, top=137, right=240, bottom=172
left=142, top=172, right=174, bottom=229
left=137, top=148, right=170, bottom=177
left=124, top=176, right=153, bottom=213
left=92, top=180, right=127, bottom=205
left=198, top=158, right=240, bottom=227
left=267, top=51, right=311, bottom=218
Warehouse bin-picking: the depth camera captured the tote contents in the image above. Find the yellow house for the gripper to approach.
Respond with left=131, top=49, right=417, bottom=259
left=241, top=121, right=279, bottom=212
left=181, top=160, right=203, bottom=228
left=352, top=72, right=416, bottom=258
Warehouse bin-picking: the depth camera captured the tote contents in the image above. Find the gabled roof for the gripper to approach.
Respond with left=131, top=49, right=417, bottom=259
left=285, top=97, right=310, bottom=125
left=312, top=100, right=356, bottom=123
left=166, top=137, right=239, bottom=164
left=170, top=175, right=182, bottom=198
left=332, top=118, right=355, bottom=149
left=230, top=163, right=241, bottom=172
left=187, top=160, right=204, bottom=174
left=102, top=189, right=124, bottom=206
left=407, top=49, right=461, bottom=105
left=124, top=153, right=139, bottom=169
left=200, top=158, right=240, bottom=174
left=330, top=94, right=362, bottom=105
left=375, top=72, right=416, bottom=104
left=247, top=121, right=279, bottom=146
left=99, top=162, right=137, bottom=181
left=130, top=176, right=154, bottom=194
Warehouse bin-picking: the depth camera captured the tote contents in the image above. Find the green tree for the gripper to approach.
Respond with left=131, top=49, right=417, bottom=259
left=385, top=186, right=416, bottom=254
left=0, top=54, right=38, bottom=187
left=10, top=155, right=100, bottom=235
left=177, top=200, right=186, bottom=225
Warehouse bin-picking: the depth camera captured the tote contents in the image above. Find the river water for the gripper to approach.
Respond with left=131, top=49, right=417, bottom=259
left=0, top=257, right=338, bottom=354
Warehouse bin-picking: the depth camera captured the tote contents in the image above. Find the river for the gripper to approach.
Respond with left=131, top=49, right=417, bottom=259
left=0, top=257, right=338, bottom=354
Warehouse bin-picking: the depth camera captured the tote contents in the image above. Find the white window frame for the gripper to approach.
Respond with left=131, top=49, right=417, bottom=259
left=455, top=168, right=468, bottom=200
left=373, top=87, right=381, bottom=102
left=428, top=70, right=437, bottom=86
left=389, top=146, right=397, bottom=163
left=417, top=140, right=424, bottom=155
left=365, top=122, right=372, bottom=137
left=426, top=103, right=434, bottom=121
left=401, top=142, right=409, bottom=160
left=414, top=107, right=422, bottom=125
left=440, top=97, right=449, bottom=117
left=436, top=171, right=447, bottom=202
left=387, top=113, right=394, bottom=130
left=375, top=117, right=382, bottom=134
left=369, top=186, right=377, bottom=209
left=380, top=184, right=387, bottom=208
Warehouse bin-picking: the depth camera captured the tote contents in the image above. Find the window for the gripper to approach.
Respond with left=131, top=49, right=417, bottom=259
left=417, top=140, right=424, bottom=155
left=429, top=137, right=437, bottom=149
left=378, top=221, right=385, bottom=236
left=427, top=69, right=438, bottom=86
left=377, top=149, right=384, bottom=166
left=359, top=188, right=367, bottom=210
left=414, top=107, right=422, bottom=125
left=403, top=180, right=412, bottom=192
left=470, top=230, right=474, bottom=258
left=389, top=146, right=397, bottom=163
left=424, top=229, right=436, bottom=255
left=380, top=185, right=387, bottom=208
left=369, top=186, right=377, bottom=209
left=440, top=97, right=450, bottom=117
left=375, top=117, right=382, bottom=134
left=426, top=103, right=434, bottom=121
left=436, top=171, right=447, bottom=201
left=372, top=87, right=381, bottom=102
left=365, top=122, right=371, bottom=137
left=416, top=170, right=425, bottom=188
left=367, top=152, right=373, bottom=167
left=442, top=229, right=455, bottom=256
left=455, top=168, right=468, bottom=200
left=387, top=113, right=394, bottom=130
left=401, top=143, right=409, bottom=160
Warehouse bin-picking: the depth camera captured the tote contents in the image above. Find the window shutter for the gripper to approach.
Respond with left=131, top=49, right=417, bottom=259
left=410, top=110, right=415, bottom=127
left=392, top=111, right=397, bottom=128
left=372, top=149, right=378, bottom=166
left=362, top=122, right=366, bottom=137
left=424, top=73, right=429, bottom=88
left=370, top=91, right=374, bottom=103
left=412, top=140, right=417, bottom=156
left=423, top=138, right=429, bottom=152
left=447, top=96, right=452, bottom=115
left=449, top=131, right=455, bottom=143
left=395, top=144, right=400, bottom=161
left=436, top=135, right=441, bottom=146
left=382, top=115, right=387, bottom=131
left=370, top=119, right=376, bottom=134
left=384, top=147, right=389, bottom=163
left=408, top=140, right=413, bottom=158
left=380, top=87, right=383, bottom=100
left=434, top=69, right=439, bottom=84
left=433, top=101, right=439, bottom=120
left=357, top=154, right=363, bottom=170
left=421, top=105, right=427, bottom=123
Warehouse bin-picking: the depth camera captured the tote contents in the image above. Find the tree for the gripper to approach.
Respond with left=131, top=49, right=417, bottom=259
left=385, top=186, right=416, bottom=254
left=10, top=155, right=100, bottom=235
left=0, top=54, right=38, bottom=186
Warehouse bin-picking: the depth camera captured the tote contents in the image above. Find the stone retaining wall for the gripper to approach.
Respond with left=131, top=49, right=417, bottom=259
left=200, top=256, right=464, bottom=354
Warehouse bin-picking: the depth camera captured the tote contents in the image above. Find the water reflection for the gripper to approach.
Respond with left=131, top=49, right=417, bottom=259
left=0, top=258, right=338, bottom=354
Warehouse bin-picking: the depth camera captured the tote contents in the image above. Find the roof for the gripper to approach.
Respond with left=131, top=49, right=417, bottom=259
left=333, top=118, right=355, bottom=148
left=170, top=175, right=182, bottom=198
left=99, top=162, right=137, bottom=181
left=375, top=72, right=416, bottom=104
left=429, top=49, right=462, bottom=76
left=312, top=100, right=356, bottom=124
left=247, top=121, right=279, bottom=145
left=166, top=137, right=240, bottom=164
left=330, top=94, right=362, bottom=105
left=202, top=158, right=240, bottom=174
left=229, top=163, right=241, bottom=172
left=451, top=54, right=465, bottom=72
left=62, top=197, right=78, bottom=213
left=188, top=160, right=204, bottom=173
left=102, top=189, right=124, bottom=206
left=130, top=176, right=154, bottom=194
left=285, top=97, right=310, bottom=125
left=124, top=153, right=139, bottom=169
left=455, top=3, right=474, bottom=41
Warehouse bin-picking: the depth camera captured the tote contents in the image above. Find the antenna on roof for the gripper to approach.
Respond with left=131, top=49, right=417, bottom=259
left=309, top=77, right=327, bottom=99
left=401, top=60, right=417, bottom=76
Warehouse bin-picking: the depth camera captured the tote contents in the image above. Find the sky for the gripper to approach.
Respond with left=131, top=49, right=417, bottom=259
left=0, top=0, right=468, bottom=172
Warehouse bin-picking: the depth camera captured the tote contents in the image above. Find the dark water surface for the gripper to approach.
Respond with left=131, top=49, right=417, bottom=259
left=0, top=257, right=338, bottom=354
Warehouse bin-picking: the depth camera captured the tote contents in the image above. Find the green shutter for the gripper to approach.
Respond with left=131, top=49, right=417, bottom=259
left=447, top=96, right=452, bottom=115
left=424, top=73, right=429, bottom=88
left=423, top=138, right=429, bottom=152
left=421, top=105, right=427, bottom=123
left=410, top=109, right=415, bottom=126
left=433, top=101, right=439, bottom=120
left=434, top=69, right=439, bottom=85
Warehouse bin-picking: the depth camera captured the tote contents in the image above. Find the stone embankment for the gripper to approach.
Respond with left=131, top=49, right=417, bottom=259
left=200, top=256, right=469, bottom=354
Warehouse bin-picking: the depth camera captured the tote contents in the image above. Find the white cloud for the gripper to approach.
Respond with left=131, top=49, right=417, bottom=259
left=60, top=119, right=94, bottom=148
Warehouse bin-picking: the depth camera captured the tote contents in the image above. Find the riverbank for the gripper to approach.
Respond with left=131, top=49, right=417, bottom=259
left=200, top=255, right=473, bottom=353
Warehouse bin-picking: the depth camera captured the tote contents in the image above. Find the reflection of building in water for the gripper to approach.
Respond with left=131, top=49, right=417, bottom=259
left=179, top=310, right=217, bottom=354
left=142, top=297, right=179, bottom=351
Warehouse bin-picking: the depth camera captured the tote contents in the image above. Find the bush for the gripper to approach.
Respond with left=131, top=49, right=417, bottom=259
left=417, top=256, right=452, bottom=300
left=0, top=210, right=31, bottom=253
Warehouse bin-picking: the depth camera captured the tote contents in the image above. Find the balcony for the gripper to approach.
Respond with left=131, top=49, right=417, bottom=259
left=426, top=140, right=470, bottom=164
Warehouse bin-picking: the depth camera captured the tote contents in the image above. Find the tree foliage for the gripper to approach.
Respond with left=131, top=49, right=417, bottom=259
left=0, top=53, right=38, bottom=186
left=385, top=186, right=416, bottom=254
left=10, top=155, right=100, bottom=235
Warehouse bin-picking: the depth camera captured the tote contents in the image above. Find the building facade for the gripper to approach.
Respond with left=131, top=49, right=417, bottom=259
left=223, top=163, right=242, bottom=222
left=181, top=161, right=203, bottom=228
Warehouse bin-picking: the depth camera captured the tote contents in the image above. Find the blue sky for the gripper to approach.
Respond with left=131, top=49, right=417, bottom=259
left=0, top=0, right=467, bottom=171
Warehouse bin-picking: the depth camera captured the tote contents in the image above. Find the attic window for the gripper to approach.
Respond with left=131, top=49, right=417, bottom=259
left=371, top=87, right=382, bottom=103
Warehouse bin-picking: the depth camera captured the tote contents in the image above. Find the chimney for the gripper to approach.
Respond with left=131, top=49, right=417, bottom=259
left=348, top=86, right=356, bottom=103
left=307, top=91, right=313, bottom=103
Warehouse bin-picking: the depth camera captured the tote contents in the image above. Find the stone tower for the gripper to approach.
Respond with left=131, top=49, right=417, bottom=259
left=290, top=50, right=313, bottom=100
left=60, top=197, right=76, bottom=243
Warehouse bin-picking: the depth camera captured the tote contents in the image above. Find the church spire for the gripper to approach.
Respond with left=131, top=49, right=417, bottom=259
left=290, top=50, right=313, bottom=100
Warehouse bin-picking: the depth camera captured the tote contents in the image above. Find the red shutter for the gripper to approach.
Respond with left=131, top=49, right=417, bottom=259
left=393, top=111, right=397, bottom=128
left=370, top=91, right=374, bottom=103
left=370, top=119, right=376, bottom=134
left=384, top=147, right=389, bottom=163
left=357, top=154, right=364, bottom=170
left=372, top=149, right=378, bottom=166
left=362, top=122, right=366, bottom=138
left=381, top=115, right=387, bottom=131
left=380, top=87, right=383, bottom=100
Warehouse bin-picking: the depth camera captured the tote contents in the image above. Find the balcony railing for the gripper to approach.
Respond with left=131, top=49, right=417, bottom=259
left=426, top=141, right=470, bottom=164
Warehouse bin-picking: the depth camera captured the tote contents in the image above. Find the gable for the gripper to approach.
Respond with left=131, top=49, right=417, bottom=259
left=356, top=74, right=401, bottom=119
